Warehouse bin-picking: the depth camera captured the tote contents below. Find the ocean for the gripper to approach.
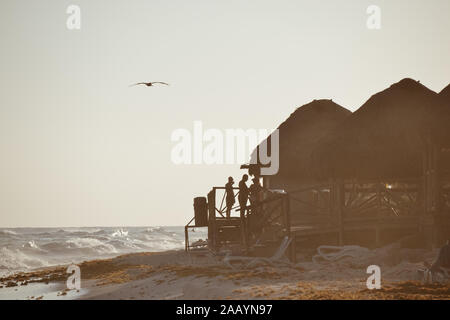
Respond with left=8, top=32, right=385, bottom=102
left=0, top=226, right=207, bottom=277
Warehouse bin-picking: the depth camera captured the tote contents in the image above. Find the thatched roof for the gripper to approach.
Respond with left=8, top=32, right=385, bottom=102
left=249, top=99, right=351, bottom=178
left=440, top=83, right=450, bottom=100
left=434, top=83, right=450, bottom=148
left=311, top=78, right=439, bottom=179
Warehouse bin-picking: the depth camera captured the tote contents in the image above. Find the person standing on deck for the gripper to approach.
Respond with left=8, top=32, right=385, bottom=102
left=249, top=177, right=262, bottom=215
left=225, top=176, right=235, bottom=219
left=238, top=174, right=250, bottom=248
left=238, top=174, right=250, bottom=218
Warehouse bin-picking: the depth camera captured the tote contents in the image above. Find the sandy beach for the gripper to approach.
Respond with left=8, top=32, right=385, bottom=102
left=1, top=243, right=450, bottom=300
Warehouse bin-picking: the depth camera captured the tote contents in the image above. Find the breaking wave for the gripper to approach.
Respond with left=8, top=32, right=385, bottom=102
left=0, top=226, right=207, bottom=277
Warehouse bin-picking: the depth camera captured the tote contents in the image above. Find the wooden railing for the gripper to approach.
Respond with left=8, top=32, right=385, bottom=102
left=206, top=186, right=290, bottom=252
left=285, top=178, right=424, bottom=246
left=342, top=179, right=421, bottom=219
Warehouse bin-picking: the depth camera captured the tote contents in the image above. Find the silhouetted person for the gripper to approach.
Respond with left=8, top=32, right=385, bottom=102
left=238, top=174, right=249, bottom=219
left=225, top=176, right=235, bottom=219
left=238, top=174, right=250, bottom=249
left=249, top=177, right=262, bottom=214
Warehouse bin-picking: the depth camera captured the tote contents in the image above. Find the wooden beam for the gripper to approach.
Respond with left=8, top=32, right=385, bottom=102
left=336, top=179, right=344, bottom=246
left=207, top=189, right=216, bottom=250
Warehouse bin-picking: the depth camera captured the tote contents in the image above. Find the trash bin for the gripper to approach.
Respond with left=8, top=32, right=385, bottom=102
left=193, top=197, right=208, bottom=227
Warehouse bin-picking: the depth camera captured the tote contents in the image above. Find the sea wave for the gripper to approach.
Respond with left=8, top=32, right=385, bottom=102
left=111, top=229, right=128, bottom=237
left=0, top=247, right=48, bottom=275
left=0, top=226, right=206, bottom=277
left=0, top=230, right=18, bottom=236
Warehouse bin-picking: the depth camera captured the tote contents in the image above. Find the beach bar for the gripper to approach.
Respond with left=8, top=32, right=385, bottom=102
left=185, top=79, right=450, bottom=261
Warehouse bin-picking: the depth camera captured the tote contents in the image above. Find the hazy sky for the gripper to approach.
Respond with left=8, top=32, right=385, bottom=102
left=1, top=0, right=449, bottom=227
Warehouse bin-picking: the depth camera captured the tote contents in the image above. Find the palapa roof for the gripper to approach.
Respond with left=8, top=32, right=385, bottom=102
left=311, top=78, right=439, bottom=179
left=440, top=83, right=450, bottom=100
left=249, top=99, right=351, bottom=179
left=434, top=83, right=450, bottom=148
left=246, top=78, right=450, bottom=181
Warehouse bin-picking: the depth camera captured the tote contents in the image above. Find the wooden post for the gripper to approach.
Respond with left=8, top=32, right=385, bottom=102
left=431, top=143, right=442, bottom=245
left=283, top=193, right=291, bottom=234
left=336, top=179, right=344, bottom=246
left=263, top=176, right=271, bottom=189
left=420, top=145, right=427, bottom=234
left=283, top=194, right=296, bottom=262
left=434, top=144, right=441, bottom=214
left=240, top=198, right=248, bottom=253
left=207, top=189, right=216, bottom=251
left=328, top=178, right=334, bottom=217
left=422, top=138, right=439, bottom=248
left=375, top=182, right=382, bottom=247
left=185, top=226, right=189, bottom=252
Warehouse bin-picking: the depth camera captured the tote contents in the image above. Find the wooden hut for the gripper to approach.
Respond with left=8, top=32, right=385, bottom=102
left=304, top=78, right=450, bottom=247
left=247, top=79, right=450, bottom=252
left=186, top=79, right=450, bottom=258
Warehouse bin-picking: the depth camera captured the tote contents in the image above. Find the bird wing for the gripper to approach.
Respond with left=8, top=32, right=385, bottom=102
left=152, top=82, right=169, bottom=86
left=129, top=82, right=147, bottom=87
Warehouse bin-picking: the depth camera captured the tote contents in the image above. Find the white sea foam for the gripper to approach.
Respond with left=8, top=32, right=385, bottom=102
left=0, top=226, right=206, bottom=277
left=0, top=247, right=48, bottom=274
left=22, top=240, right=39, bottom=249
left=111, top=228, right=129, bottom=237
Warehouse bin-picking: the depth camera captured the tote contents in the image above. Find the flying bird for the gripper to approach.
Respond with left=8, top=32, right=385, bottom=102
left=130, top=81, right=169, bottom=87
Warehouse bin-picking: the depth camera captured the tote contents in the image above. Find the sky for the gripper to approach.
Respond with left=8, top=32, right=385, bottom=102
left=0, top=0, right=449, bottom=227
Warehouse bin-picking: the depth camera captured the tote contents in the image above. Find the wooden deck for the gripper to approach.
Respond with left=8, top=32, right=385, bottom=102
left=185, top=144, right=450, bottom=256
left=291, top=218, right=421, bottom=238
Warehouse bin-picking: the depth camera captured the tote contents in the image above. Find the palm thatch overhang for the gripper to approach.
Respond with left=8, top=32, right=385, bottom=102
left=311, top=78, right=442, bottom=180
left=242, top=99, right=352, bottom=181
